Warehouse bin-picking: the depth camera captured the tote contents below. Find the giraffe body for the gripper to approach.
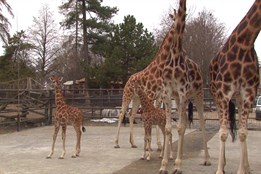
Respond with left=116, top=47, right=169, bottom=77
left=159, top=0, right=211, bottom=173
left=46, top=76, right=86, bottom=159
left=209, top=0, right=261, bottom=173
left=114, top=11, right=178, bottom=149
left=133, top=81, right=173, bottom=161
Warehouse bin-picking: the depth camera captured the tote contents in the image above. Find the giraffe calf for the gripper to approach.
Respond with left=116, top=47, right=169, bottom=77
left=46, top=76, right=86, bottom=159
left=133, top=81, right=173, bottom=161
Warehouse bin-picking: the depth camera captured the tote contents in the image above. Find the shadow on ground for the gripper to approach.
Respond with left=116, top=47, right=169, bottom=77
left=113, top=127, right=218, bottom=174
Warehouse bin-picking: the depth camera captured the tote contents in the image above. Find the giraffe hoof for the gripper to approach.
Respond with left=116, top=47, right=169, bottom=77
left=202, top=161, right=211, bottom=166
left=172, top=169, right=182, bottom=174
left=159, top=170, right=168, bottom=174
left=58, top=156, right=64, bottom=159
left=71, top=155, right=77, bottom=158
left=114, top=145, right=120, bottom=148
left=46, top=156, right=51, bottom=159
left=131, top=145, right=138, bottom=148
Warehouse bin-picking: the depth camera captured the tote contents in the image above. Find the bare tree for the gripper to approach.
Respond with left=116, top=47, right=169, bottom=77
left=53, top=35, right=85, bottom=81
left=183, top=10, right=226, bottom=86
left=27, top=4, right=60, bottom=84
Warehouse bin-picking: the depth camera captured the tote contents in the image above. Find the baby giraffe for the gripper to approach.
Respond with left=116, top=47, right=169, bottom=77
left=46, top=76, right=86, bottom=159
left=132, top=80, right=173, bottom=161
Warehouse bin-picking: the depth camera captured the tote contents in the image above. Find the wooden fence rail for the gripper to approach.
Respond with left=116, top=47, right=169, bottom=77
left=0, top=88, right=260, bottom=131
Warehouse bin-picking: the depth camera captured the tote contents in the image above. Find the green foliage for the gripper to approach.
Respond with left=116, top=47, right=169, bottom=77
left=93, top=15, right=157, bottom=87
left=59, top=0, right=118, bottom=54
left=0, top=31, right=35, bottom=82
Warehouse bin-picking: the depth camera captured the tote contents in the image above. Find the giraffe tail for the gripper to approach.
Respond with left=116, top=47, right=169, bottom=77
left=82, top=126, right=86, bottom=132
left=188, top=101, right=193, bottom=125
left=229, top=100, right=237, bottom=142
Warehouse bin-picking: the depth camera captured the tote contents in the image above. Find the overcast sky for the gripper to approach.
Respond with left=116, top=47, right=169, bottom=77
left=4, top=0, right=261, bottom=58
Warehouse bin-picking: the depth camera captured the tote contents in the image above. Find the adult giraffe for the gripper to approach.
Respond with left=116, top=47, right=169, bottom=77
left=114, top=10, right=178, bottom=149
left=209, top=0, right=261, bottom=173
left=159, top=0, right=211, bottom=173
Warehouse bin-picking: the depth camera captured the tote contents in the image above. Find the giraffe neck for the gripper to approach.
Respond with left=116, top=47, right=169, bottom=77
left=172, top=0, right=186, bottom=52
left=139, top=25, right=176, bottom=79
left=137, top=89, right=154, bottom=112
left=231, top=0, right=261, bottom=48
left=143, top=15, right=176, bottom=71
left=54, top=84, right=66, bottom=107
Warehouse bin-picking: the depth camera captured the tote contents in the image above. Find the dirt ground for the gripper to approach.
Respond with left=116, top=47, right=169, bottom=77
left=0, top=119, right=217, bottom=174
left=0, top=113, right=261, bottom=174
left=114, top=127, right=217, bottom=174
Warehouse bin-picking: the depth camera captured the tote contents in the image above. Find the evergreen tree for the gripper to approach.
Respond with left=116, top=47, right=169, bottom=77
left=94, top=15, right=157, bottom=87
left=0, top=31, right=35, bottom=81
left=59, top=0, right=118, bottom=85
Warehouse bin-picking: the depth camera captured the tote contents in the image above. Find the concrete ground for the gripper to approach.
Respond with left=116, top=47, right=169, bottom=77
left=0, top=123, right=260, bottom=174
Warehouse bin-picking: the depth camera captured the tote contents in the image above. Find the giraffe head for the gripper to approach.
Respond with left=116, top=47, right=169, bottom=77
left=49, top=76, right=63, bottom=87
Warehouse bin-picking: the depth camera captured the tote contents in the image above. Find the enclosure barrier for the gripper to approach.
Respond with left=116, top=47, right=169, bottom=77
left=0, top=88, right=260, bottom=131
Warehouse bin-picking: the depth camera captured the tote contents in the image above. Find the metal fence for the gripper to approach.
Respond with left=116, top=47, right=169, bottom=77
left=0, top=88, right=260, bottom=130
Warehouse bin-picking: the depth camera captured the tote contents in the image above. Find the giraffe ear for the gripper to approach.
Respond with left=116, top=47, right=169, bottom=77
left=49, top=76, right=54, bottom=81
left=169, top=9, right=177, bottom=21
left=59, top=77, right=63, bottom=82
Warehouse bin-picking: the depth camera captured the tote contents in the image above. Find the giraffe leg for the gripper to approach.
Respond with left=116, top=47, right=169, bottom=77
left=146, top=126, right=152, bottom=161
left=169, top=128, right=173, bottom=160
left=141, top=135, right=147, bottom=160
left=173, top=101, right=187, bottom=174
left=159, top=126, right=171, bottom=174
left=59, top=124, right=67, bottom=159
left=243, top=141, right=250, bottom=174
left=141, top=123, right=149, bottom=160
left=155, top=99, right=163, bottom=151
left=76, top=128, right=82, bottom=157
left=160, top=125, right=173, bottom=160
left=159, top=126, right=165, bottom=158
left=46, top=121, right=60, bottom=159
left=129, top=97, right=140, bottom=148
left=115, top=103, right=129, bottom=148
left=215, top=99, right=229, bottom=174
left=159, top=94, right=172, bottom=174
left=216, top=126, right=228, bottom=174
left=195, top=95, right=211, bottom=166
left=237, top=96, right=251, bottom=174
left=237, top=128, right=249, bottom=174
left=72, top=124, right=82, bottom=158
left=156, top=125, right=163, bottom=151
